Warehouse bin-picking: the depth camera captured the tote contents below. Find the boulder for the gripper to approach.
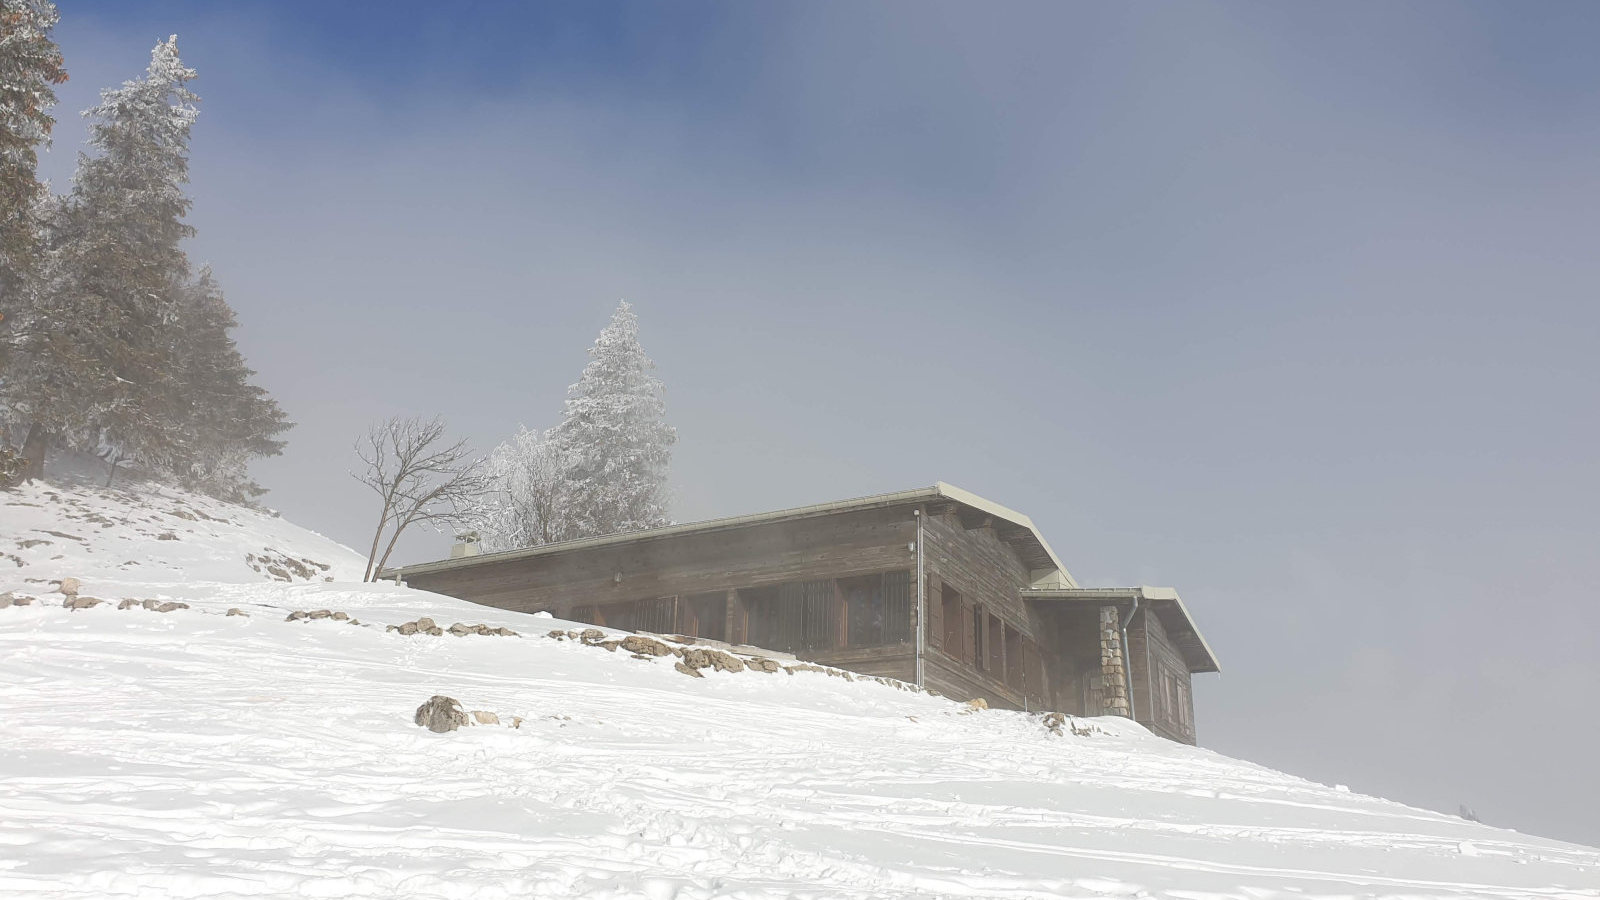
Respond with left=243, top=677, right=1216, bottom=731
left=398, top=622, right=419, bottom=636
left=308, top=609, right=332, bottom=620
left=12, top=595, right=33, bottom=606
left=619, top=635, right=673, bottom=657
left=0, top=595, right=11, bottom=609
left=598, top=640, right=622, bottom=652
left=547, top=629, right=568, bottom=639
left=448, top=623, right=471, bottom=636
left=964, top=697, right=989, bottom=712
left=58, top=577, right=81, bottom=597
left=142, top=599, right=163, bottom=611
left=154, top=602, right=188, bottom=613
left=64, top=596, right=103, bottom=610
left=578, top=628, right=605, bottom=644
left=415, top=617, right=436, bottom=631
left=425, top=625, right=444, bottom=636
left=117, top=599, right=138, bottom=610
left=414, top=695, right=468, bottom=733
left=706, top=650, right=745, bottom=673
left=470, top=710, right=500, bottom=726
left=681, top=648, right=711, bottom=670
left=674, top=661, right=705, bottom=678
left=226, top=608, right=248, bottom=617
left=746, top=656, right=781, bottom=674
left=331, top=611, right=350, bottom=621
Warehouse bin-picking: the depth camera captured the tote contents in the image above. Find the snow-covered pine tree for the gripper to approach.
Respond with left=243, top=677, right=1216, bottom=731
left=473, top=425, right=566, bottom=551
left=166, top=268, right=289, bottom=501
left=2, top=36, right=197, bottom=483
left=74, top=36, right=198, bottom=481
left=0, top=0, right=67, bottom=304
left=548, top=301, right=675, bottom=540
left=0, top=0, right=67, bottom=480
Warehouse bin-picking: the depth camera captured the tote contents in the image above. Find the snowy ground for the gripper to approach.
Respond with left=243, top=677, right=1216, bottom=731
left=1, top=481, right=1596, bottom=899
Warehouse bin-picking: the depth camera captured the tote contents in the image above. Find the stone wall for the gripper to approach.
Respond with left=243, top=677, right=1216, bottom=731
left=1098, top=605, right=1130, bottom=717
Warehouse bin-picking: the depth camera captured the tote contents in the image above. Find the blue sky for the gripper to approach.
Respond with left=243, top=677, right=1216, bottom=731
left=42, top=1, right=1600, bottom=846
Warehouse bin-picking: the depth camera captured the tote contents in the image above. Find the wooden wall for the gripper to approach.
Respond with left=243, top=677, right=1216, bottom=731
left=920, top=511, right=1061, bottom=710
left=404, top=504, right=919, bottom=618
left=1128, top=608, right=1197, bottom=744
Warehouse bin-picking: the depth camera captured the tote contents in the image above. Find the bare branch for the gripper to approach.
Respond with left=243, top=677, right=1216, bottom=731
left=352, top=415, right=485, bottom=581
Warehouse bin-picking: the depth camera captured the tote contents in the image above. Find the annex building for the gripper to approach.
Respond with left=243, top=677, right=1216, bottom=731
left=389, top=483, right=1220, bottom=744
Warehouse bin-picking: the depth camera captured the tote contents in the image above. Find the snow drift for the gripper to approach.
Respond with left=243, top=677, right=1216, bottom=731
left=0, top=481, right=1595, bottom=899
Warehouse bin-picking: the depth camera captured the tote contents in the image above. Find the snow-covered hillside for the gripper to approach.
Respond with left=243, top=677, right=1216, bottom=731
left=1, top=482, right=1595, bottom=899
left=1, top=478, right=365, bottom=592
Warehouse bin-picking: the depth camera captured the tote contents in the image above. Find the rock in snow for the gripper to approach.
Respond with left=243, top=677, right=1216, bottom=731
left=414, top=695, right=468, bottom=733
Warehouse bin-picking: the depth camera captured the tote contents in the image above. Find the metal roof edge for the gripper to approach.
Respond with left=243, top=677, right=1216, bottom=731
left=932, top=483, right=1078, bottom=588
left=386, top=484, right=951, bottom=580
left=386, top=482, right=1079, bottom=589
left=1020, top=585, right=1222, bottom=674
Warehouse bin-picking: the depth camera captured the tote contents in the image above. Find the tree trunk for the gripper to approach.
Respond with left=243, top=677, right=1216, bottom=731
left=363, top=500, right=394, bottom=582
left=372, top=508, right=422, bottom=582
left=105, top=452, right=120, bottom=487
left=20, top=423, right=47, bottom=482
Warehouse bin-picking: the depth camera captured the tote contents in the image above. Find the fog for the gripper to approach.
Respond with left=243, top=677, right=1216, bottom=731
left=40, top=2, right=1600, bottom=845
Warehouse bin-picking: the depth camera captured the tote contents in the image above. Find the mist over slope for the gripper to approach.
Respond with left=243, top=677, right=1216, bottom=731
left=0, top=481, right=1595, bottom=899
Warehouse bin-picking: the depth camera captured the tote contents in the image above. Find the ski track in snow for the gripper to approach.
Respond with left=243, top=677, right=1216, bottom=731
left=1, top=481, right=1597, bottom=899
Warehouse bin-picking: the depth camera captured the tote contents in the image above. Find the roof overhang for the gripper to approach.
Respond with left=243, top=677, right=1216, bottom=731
left=385, top=482, right=1078, bottom=588
left=1021, top=586, right=1221, bottom=674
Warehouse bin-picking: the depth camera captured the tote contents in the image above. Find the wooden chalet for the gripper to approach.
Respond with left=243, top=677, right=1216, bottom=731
left=388, top=483, right=1220, bottom=744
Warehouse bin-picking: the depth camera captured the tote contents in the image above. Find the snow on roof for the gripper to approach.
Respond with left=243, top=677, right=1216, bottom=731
left=390, top=482, right=1079, bottom=587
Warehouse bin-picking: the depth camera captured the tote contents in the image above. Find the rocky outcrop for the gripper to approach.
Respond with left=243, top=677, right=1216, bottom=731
left=63, top=595, right=103, bottom=610
left=57, top=577, right=81, bottom=597
left=619, top=635, right=674, bottom=657
left=414, top=695, right=468, bottom=733
left=288, top=608, right=361, bottom=626
left=447, top=623, right=517, bottom=637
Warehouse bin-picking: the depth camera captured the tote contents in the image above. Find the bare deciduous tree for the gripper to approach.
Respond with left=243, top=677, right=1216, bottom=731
left=353, top=415, right=487, bottom=582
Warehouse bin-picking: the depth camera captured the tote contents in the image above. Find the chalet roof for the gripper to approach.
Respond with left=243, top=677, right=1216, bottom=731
left=1021, top=586, right=1222, bottom=674
left=388, top=482, right=1078, bottom=587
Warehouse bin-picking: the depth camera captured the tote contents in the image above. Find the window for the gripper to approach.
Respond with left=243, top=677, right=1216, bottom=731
left=842, top=576, right=885, bottom=647
left=1004, top=626, right=1023, bottom=689
left=987, top=614, right=1004, bottom=676
left=682, top=592, right=727, bottom=642
left=972, top=604, right=986, bottom=670
left=941, top=587, right=964, bottom=660
left=743, top=572, right=910, bottom=654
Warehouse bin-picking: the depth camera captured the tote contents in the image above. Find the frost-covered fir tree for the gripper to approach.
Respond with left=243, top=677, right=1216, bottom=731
left=547, top=301, right=675, bottom=540
left=473, top=425, right=566, bottom=551
left=74, top=35, right=198, bottom=480
left=166, top=268, right=290, bottom=501
left=2, top=35, right=287, bottom=495
left=3, top=36, right=198, bottom=483
left=0, top=0, right=67, bottom=304
left=0, top=0, right=67, bottom=478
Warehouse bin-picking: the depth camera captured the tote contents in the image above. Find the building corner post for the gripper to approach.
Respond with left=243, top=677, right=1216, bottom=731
left=914, top=507, right=926, bottom=689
